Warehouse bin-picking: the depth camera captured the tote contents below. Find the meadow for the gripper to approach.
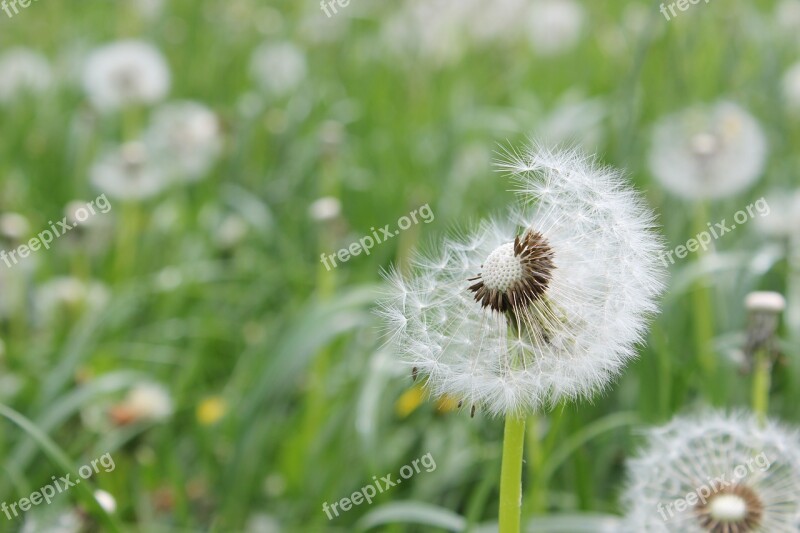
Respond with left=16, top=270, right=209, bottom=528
left=0, top=0, right=799, bottom=532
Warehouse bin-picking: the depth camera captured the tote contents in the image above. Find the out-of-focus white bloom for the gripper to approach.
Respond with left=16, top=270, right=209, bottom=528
left=782, top=62, right=800, bottom=115
left=33, top=277, right=110, bottom=323
left=90, top=142, right=168, bottom=201
left=131, top=0, right=164, bottom=18
left=0, top=48, right=52, bottom=104
left=648, top=102, right=767, bottom=200
left=382, top=0, right=473, bottom=65
left=111, top=382, right=173, bottom=424
left=83, top=40, right=170, bottom=111
left=145, top=101, right=222, bottom=181
left=21, top=508, right=83, bottom=533
left=746, top=291, right=787, bottom=314
left=215, top=214, right=249, bottom=250
left=249, top=42, right=307, bottom=96
left=0, top=212, right=30, bottom=247
left=776, top=0, right=800, bottom=34
left=379, top=145, right=666, bottom=416
left=526, top=0, right=585, bottom=56
left=756, top=189, right=800, bottom=238
left=245, top=513, right=282, bottom=533
left=308, top=197, right=341, bottom=222
left=537, top=96, right=607, bottom=151
left=623, top=411, right=800, bottom=533
left=93, top=490, right=117, bottom=514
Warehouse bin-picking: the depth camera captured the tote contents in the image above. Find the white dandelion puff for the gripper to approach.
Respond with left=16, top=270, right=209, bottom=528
left=622, top=411, right=800, bottom=533
left=648, top=101, right=767, bottom=200
left=0, top=48, right=52, bottom=104
left=378, top=144, right=667, bottom=417
left=90, top=141, right=168, bottom=201
left=145, top=101, right=223, bottom=181
left=526, top=0, right=585, bottom=56
left=249, top=42, right=307, bottom=96
left=111, top=382, right=173, bottom=425
left=83, top=40, right=170, bottom=111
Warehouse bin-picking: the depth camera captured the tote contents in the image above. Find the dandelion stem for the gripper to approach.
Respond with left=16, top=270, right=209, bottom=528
left=499, top=413, right=526, bottom=533
left=752, top=348, right=771, bottom=425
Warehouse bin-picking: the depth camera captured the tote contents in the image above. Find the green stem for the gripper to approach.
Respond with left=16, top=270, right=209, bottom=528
left=499, top=414, right=526, bottom=533
left=752, top=349, right=771, bottom=425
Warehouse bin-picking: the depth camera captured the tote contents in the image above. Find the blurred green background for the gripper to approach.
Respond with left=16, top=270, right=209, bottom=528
left=0, top=0, right=798, bottom=531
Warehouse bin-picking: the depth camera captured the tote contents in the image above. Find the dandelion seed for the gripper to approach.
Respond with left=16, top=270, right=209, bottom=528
left=623, top=411, right=800, bottom=533
left=526, top=0, right=585, bottom=56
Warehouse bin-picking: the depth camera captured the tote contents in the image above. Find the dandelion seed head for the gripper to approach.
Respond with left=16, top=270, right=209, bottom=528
left=622, top=411, right=800, bottom=533
left=379, top=144, right=666, bottom=416
left=0, top=48, right=52, bottom=104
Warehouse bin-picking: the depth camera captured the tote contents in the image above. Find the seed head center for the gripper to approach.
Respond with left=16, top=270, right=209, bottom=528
left=467, top=230, right=555, bottom=314
left=708, top=494, right=748, bottom=522
left=481, top=243, right=524, bottom=292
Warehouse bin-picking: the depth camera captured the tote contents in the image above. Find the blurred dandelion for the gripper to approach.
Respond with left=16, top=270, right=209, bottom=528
left=90, top=142, right=168, bottom=201
left=145, top=101, right=223, bottom=181
left=110, top=382, right=173, bottom=426
left=526, top=0, right=585, bottom=56
left=648, top=102, right=767, bottom=200
left=0, top=48, right=52, bottom=104
left=83, top=40, right=170, bottom=112
left=623, top=411, right=800, bottom=533
left=249, top=42, right=307, bottom=96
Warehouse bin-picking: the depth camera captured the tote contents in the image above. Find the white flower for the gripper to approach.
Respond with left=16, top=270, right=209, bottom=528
left=379, top=145, right=666, bottom=416
left=776, top=0, right=800, bottom=35
left=648, top=101, right=767, bottom=200
left=308, top=197, right=341, bottom=222
left=93, top=490, right=117, bottom=514
left=782, top=62, right=800, bottom=115
left=114, top=382, right=173, bottom=423
left=90, top=141, right=168, bottom=200
left=131, top=0, right=164, bottom=18
left=526, top=0, right=585, bottom=56
left=145, top=101, right=222, bottom=181
left=33, top=277, right=110, bottom=323
left=83, top=40, right=170, bottom=111
left=622, top=411, right=800, bottom=533
left=0, top=48, right=52, bottom=104
left=249, top=42, right=307, bottom=96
